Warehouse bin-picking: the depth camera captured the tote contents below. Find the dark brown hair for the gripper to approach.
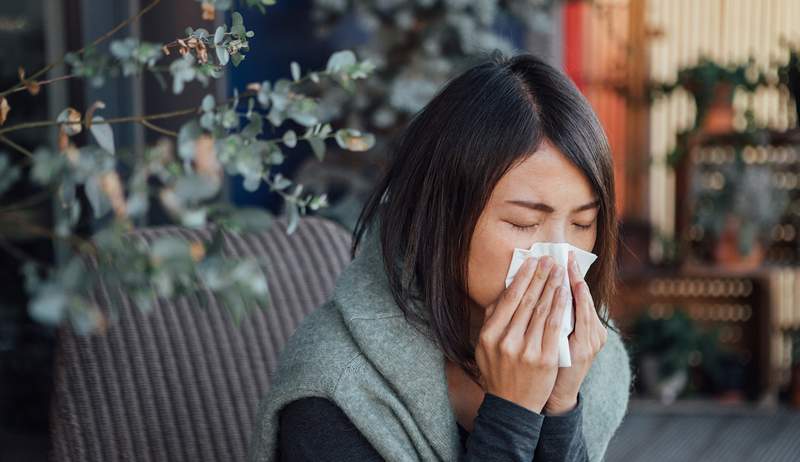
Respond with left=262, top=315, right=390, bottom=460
left=351, top=51, right=619, bottom=383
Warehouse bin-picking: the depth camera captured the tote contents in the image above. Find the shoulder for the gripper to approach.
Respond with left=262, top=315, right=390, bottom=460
left=270, top=300, right=364, bottom=395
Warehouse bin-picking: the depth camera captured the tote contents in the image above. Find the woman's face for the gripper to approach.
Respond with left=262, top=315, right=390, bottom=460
left=466, top=139, right=599, bottom=311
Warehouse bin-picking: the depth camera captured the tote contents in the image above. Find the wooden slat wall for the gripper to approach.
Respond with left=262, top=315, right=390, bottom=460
left=647, top=0, right=800, bottom=260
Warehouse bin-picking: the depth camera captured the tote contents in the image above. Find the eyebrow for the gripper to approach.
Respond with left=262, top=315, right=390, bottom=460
left=506, top=199, right=601, bottom=214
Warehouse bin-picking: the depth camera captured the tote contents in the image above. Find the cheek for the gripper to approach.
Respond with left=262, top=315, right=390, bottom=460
left=466, top=221, right=522, bottom=308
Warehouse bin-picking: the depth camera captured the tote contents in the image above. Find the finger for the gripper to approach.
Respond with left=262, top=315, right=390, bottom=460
left=578, top=280, right=596, bottom=332
left=522, top=262, right=563, bottom=345
left=540, top=282, right=568, bottom=360
left=567, top=251, right=589, bottom=335
left=506, top=256, right=553, bottom=339
left=523, top=284, right=557, bottom=357
left=485, top=256, right=538, bottom=327
left=567, top=250, right=583, bottom=295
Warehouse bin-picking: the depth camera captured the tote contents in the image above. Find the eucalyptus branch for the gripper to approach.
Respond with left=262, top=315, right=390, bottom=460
left=3, top=75, right=77, bottom=96
left=140, top=120, right=178, bottom=137
left=0, top=89, right=264, bottom=137
left=0, top=0, right=162, bottom=98
left=0, top=135, right=33, bottom=158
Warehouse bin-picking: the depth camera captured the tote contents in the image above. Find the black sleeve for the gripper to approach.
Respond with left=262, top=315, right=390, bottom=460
left=277, top=393, right=582, bottom=462
left=534, top=392, right=589, bottom=462
left=278, top=397, right=386, bottom=461
left=460, top=392, right=544, bottom=461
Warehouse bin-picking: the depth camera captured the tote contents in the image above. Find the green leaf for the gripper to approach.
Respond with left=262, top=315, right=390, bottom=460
left=282, top=129, right=297, bottom=148
left=221, top=109, right=239, bottom=129
left=214, top=25, right=226, bottom=46
left=326, top=50, right=356, bottom=74
left=290, top=61, right=301, bottom=82
left=0, top=153, right=22, bottom=196
left=216, top=46, right=230, bottom=66
left=178, top=120, right=202, bottom=161
left=84, top=175, right=111, bottom=218
left=285, top=201, right=299, bottom=234
left=174, top=174, right=220, bottom=202
left=201, top=94, right=216, bottom=112
left=29, top=285, right=67, bottom=326
left=271, top=173, right=291, bottom=190
left=232, top=11, right=244, bottom=28
left=307, top=137, right=325, bottom=161
left=151, top=236, right=191, bottom=261
left=241, top=113, right=263, bottom=138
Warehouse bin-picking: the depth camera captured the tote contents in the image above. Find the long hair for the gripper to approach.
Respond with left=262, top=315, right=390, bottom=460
left=351, top=51, right=619, bottom=383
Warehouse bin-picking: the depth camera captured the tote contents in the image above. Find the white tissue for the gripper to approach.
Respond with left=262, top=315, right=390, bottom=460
left=503, top=242, right=598, bottom=367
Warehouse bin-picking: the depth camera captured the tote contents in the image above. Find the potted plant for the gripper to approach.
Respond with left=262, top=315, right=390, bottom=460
left=689, top=147, right=789, bottom=270
left=632, top=308, right=700, bottom=404
left=651, top=57, right=764, bottom=135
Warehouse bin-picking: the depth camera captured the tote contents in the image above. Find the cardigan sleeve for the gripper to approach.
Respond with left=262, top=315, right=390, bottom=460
left=535, top=392, right=589, bottom=461
left=277, top=392, right=587, bottom=462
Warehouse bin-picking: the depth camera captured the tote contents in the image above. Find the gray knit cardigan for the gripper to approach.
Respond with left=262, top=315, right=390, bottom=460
left=247, top=225, right=632, bottom=461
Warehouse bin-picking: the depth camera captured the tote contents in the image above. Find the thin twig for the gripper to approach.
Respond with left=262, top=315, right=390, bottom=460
left=0, top=89, right=259, bottom=137
left=0, top=237, right=46, bottom=268
left=0, top=0, right=162, bottom=98
left=0, top=190, right=50, bottom=214
left=0, top=135, right=33, bottom=158
left=4, top=75, right=77, bottom=96
left=140, top=120, right=177, bottom=137
left=25, top=223, right=98, bottom=257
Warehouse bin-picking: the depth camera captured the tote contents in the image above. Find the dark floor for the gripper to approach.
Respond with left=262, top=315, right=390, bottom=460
left=606, top=398, right=800, bottom=462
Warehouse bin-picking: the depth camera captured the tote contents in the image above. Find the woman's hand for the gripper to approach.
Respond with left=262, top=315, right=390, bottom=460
left=474, top=255, right=571, bottom=414
left=543, top=250, right=608, bottom=415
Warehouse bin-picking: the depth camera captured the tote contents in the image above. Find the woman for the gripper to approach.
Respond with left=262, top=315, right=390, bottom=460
left=248, top=51, right=632, bottom=462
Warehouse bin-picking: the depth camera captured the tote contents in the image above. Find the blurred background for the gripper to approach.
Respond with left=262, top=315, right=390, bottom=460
left=2, top=0, right=800, bottom=461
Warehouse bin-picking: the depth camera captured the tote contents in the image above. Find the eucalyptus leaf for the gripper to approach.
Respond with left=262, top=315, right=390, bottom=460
left=90, top=116, right=115, bottom=154
left=85, top=175, right=111, bottom=218
left=308, top=137, right=326, bottom=161
left=175, top=174, right=220, bottom=202
left=201, top=94, right=216, bottom=112
left=216, top=46, right=230, bottom=66
left=290, top=61, right=301, bottom=82
left=326, top=50, right=356, bottom=73
left=178, top=120, right=202, bottom=160
left=214, top=25, right=226, bottom=45
left=282, top=130, right=297, bottom=148
left=285, top=201, right=300, bottom=235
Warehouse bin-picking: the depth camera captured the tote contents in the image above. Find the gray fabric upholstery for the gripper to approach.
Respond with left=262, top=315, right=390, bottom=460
left=49, top=216, right=353, bottom=462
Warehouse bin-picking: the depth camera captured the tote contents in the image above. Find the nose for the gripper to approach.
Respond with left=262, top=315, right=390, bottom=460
left=540, top=221, right=567, bottom=244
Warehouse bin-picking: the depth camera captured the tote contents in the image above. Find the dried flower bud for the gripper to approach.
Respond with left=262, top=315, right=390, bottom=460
left=201, top=2, right=215, bottom=21
left=0, top=97, right=9, bottom=126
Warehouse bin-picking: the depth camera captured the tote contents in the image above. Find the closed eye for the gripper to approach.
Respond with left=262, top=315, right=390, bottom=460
left=508, top=222, right=593, bottom=232
left=510, top=223, right=539, bottom=231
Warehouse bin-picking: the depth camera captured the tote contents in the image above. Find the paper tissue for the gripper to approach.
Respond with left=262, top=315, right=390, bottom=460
left=503, top=242, right=598, bottom=367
